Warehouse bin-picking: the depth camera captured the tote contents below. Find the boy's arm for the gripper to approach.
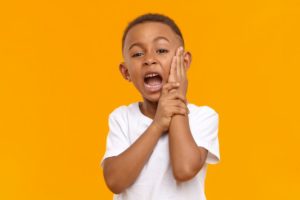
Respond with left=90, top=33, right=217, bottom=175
left=103, top=83, right=186, bottom=194
left=168, top=47, right=208, bottom=182
left=103, top=121, right=163, bottom=194
left=169, top=115, right=208, bottom=182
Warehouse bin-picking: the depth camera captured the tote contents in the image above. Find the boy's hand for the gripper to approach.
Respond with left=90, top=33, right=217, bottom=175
left=168, top=46, right=188, bottom=97
left=153, top=82, right=188, bottom=133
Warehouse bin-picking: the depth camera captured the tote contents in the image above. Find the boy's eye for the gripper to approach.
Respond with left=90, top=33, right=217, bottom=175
left=157, top=49, right=169, bottom=54
left=131, top=49, right=169, bottom=58
left=132, top=52, right=143, bottom=57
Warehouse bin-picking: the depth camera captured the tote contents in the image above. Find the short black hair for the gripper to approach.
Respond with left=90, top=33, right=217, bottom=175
left=122, top=13, right=184, bottom=51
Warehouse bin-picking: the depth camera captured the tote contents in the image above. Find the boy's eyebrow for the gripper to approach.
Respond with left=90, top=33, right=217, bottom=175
left=128, top=36, right=170, bottom=51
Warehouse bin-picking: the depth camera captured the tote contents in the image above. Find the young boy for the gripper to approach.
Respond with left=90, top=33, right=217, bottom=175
left=101, top=13, right=220, bottom=200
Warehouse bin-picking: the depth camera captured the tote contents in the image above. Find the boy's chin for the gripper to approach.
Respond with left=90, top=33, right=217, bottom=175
left=142, top=92, right=161, bottom=103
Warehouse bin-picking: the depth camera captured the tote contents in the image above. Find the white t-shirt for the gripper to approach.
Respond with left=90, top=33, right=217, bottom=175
left=101, top=102, right=220, bottom=200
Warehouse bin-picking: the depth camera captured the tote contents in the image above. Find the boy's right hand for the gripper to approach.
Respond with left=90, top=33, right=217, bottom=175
left=153, top=82, right=188, bottom=133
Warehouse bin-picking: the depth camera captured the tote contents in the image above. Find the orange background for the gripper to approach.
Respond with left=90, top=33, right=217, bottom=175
left=1, top=0, right=299, bottom=199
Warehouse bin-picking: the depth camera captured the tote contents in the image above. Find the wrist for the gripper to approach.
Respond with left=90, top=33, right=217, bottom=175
left=151, top=121, right=165, bottom=135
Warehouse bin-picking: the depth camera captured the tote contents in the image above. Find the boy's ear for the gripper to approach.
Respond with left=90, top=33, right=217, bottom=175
left=119, top=62, right=131, bottom=82
left=183, top=51, right=192, bottom=70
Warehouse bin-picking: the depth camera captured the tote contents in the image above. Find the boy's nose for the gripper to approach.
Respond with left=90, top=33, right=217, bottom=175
left=143, top=54, right=157, bottom=66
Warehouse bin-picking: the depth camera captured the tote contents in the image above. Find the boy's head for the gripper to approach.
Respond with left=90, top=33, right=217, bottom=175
left=121, top=14, right=185, bottom=51
left=119, top=13, right=192, bottom=103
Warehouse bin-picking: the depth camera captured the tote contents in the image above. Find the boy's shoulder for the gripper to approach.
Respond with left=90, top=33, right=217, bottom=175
left=188, top=103, right=218, bottom=115
left=187, top=103, right=219, bottom=122
left=108, top=102, right=138, bottom=119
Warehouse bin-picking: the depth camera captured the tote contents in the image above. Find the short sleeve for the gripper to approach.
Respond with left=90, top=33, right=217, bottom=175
left=100, top=106, right=130, bottom=168
left=190, top=106, right=220, bottom=164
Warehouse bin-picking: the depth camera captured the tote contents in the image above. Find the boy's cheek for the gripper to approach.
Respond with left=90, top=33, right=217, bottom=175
left=167, top=55, right=174, bottom=66
left=166, top=67, right=172, bottom=81
left=170, top=50, right=176, bottom=58
left=166, top=73, right=170, bottom=80
left=165, top=60, right=172, bottom=75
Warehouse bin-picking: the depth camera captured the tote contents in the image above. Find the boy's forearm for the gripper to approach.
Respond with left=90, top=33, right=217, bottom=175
left=168, top=115, right=205, bottom=181
left=103, top=122, right=163, bottom=194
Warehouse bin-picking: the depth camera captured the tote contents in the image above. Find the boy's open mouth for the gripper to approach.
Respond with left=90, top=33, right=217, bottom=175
left=144, top=72, right=163, bottom=92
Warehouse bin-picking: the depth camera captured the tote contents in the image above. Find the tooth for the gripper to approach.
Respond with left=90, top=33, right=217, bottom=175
left=145, top=73, right=159, bottom=78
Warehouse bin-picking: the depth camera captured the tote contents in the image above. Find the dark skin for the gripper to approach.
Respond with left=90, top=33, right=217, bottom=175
left=102, top=22, right=208, bottom=194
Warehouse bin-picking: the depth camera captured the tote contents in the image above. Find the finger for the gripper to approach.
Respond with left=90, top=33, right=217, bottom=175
left=170, top=106, right=188, bottom=116
left=161, top=82, right=180, bottom=96
left=168, top=56, right=177, bottom=83
left=169, top=88, right=177, bottom=94
left=176, top=100, right=188, bottom=110
left=180, top=49, right=185, bottom=77
left=176, top=47, right=181, bottom=79
left=178, top=47, right=183, bottom=78
left=166, top=92, right=187, bottom=103
left=164, top=99, right=186, bottom=107
left=168, top=100, right=188, bottom=111
left=176, top=100, right=189, bottom=113
left=178, top=102, right=189, bottom=114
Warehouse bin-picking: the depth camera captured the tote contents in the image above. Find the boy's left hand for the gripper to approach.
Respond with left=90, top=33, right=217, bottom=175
left=168, top=46, right=188, bottom=98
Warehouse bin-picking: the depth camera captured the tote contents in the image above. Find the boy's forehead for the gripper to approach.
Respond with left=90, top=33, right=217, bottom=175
left=124, top=22, right=181, bottom=49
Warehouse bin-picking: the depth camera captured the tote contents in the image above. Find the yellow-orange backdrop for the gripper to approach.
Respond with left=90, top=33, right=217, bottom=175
left=1, top=0, right=299, bottom=199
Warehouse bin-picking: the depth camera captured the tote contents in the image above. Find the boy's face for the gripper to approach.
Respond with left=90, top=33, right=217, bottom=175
left=120, top=22, right=191, bottom=103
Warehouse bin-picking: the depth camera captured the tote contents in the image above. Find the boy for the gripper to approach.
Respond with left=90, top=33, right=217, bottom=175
left=101, top=13, right=220, bottom=200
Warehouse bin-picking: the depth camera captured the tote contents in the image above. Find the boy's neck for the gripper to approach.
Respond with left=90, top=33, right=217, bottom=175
left=139, top=99, right=158, bottom=120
